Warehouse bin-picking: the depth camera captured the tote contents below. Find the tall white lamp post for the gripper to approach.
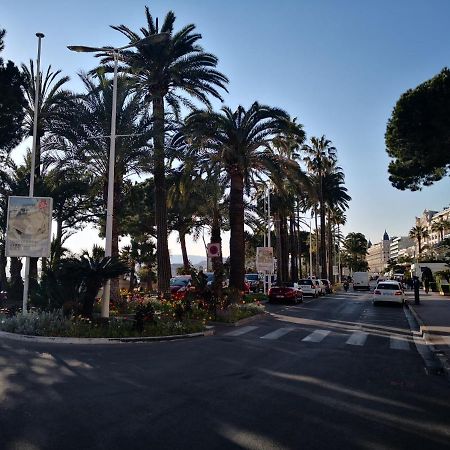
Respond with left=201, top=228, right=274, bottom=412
left=68, top=32, right=169, bottom=318
left=22, top=32, right=45, bottom=315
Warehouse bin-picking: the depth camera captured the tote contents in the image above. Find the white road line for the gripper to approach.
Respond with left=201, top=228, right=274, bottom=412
left=346, top=331, right=368, bottom=346
left=260, top=327, right=295, bottom=340
left=302, top=329, right=330, bottom=343
left=225, top=326, right=259, bottom=337
left=390, top=336, right=410, bottom=351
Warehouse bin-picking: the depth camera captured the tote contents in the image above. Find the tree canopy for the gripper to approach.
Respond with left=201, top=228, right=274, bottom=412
left=385, top=68, right=450, bottom=190
left=0, top=29, right=26, bottom=159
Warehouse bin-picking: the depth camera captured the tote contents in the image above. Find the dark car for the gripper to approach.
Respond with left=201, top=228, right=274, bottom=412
left=245, top=273, right=263, bottom=292
left=169, top=276, right=191, bottom=294
left=268, top=282, right=303, bottom=304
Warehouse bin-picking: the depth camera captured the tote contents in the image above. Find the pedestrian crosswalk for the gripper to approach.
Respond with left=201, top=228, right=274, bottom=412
left=223, top=325, right=415, bottom=350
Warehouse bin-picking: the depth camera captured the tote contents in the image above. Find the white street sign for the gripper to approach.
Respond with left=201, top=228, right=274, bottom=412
left=207, top=242, right=221, bottom=258
left=256, top=247, right=274, bottom=273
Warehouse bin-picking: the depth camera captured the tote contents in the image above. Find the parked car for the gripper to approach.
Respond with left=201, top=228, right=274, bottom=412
left=320, top=279, right=332, bottom=294
left=313, top=279, right=326, bottom=295
left=373, top=280, right=405, bottom=306
left=169, top=276, right=191, bottom=294
left=268, top=282, right=303, bottom=304
left=245, top=273, right=263, bottom=292
left=298, top=279, right=318, bottom=298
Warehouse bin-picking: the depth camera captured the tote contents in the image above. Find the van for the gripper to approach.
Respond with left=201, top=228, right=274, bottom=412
left=352, top=272, right=370, bottom=291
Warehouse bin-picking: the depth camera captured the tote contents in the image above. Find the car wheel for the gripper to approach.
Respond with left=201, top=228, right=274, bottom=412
left=299, top=296, right=303, bottom=303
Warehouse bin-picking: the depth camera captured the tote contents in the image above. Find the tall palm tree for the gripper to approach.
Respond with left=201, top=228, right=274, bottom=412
left=343, top=232, right=368, bottom=273
left=431, top=219, right=450, bottom=242
left=185, top=103, right=297, bottom=292
left=21, top=62, right=75, bottom=281
left=303, top=136, right=337, bottom=279
left=106, top=6, right=229, bottom=294
left=322, top=169, right=351, bottom=281
left=409, top=225, right=429, bottom=255
left=57, top=72, right=152, bottom=299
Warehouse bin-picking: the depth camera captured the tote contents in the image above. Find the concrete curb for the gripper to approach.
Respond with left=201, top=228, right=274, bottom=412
left=406, top=301, right=450, bottom=381
left=0, top=327, right=215, bottom=345
left=209, top=312, right=267, bottom=328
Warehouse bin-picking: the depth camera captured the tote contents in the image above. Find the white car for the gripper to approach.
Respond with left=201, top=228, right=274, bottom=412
left=298, top=279, right=319, bottom=298
left=373, top=281, right=405, bottom=305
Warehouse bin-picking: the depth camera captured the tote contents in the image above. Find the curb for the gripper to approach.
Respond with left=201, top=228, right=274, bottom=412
left=0, top=327, right=215, bottom=345
left=406, top=301, right=450, bottom=381
left=209, top=312, right=267, bottom=328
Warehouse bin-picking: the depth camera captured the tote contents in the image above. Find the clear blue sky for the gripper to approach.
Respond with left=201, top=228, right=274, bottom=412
left=2, top=0, right=450, bottom=255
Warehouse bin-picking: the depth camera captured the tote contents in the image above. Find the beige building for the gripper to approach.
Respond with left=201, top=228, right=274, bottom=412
left=367, top=231, right=391, bottom=273
left=414, top=207, right=450, bottom=250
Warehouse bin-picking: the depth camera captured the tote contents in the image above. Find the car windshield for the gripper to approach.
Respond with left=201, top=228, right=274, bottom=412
left=377, top=283, right=400, bottom=290
left=245, top=274, right=259, bottom=281
left=299, top=280, right=313, bottom=285
left=170, top=278, right=189, bottom=286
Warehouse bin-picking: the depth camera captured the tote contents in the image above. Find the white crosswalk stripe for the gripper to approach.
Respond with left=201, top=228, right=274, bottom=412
left=389, top=336, right=410, bottom=350
left=302, top=329, right=330, bottom=343
left=346, top=331, right=368, bottom=346
left=260, top=327, right=296, bottom=340
left=224, top=326, right=259, bottom=337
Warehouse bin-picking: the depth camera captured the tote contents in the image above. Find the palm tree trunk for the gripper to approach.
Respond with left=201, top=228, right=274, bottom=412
left=319, top=177, right=327, bottom=279
left=179, top=231, right=190, bottom=271
left=327, top=210, right=333, bottom=282
left=314, top=209, right=319, bottom=277
left=280, top=215, right=289, bottom=282
left=229, top=170, right=245, bottom=293
left=0, top=246, right=7, bottom=290
left=210, top=207, right=223, bottom=304
left=152, top=94, right=172, bottom=294
left=418, top=236, right=422, bottom=255
left=274, top=214, right=282, bottom=282
left=290, top=214, right=298, bottom=282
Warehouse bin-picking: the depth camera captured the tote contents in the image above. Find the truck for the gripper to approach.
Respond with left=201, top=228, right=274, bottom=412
left=352, top=272, right=370, bottom=291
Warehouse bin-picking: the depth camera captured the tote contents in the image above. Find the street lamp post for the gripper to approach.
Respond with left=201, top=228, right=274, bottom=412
left=68, top=32, right=169, bottom=318
left=22, top=32, right=44, bottom=315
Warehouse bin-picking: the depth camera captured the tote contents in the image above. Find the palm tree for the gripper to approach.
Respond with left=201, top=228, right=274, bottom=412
left=343, top=232, right=368, bottom=273
left=409, top=225, right=429, bottom=255
left=185, top=103, right=297, bottom=292
left=322, top=169, right=351, bottom=281
left=106, top=6, right=229, bottom=294
left=58, top=72, right=152, bottom=299
left=21, top=62, right=75, bottom=281
left=303, top=136, right=337, bottom=279
left=431, top=219, right=450, bottom=242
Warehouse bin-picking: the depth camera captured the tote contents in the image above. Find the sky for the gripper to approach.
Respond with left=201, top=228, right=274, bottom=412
left=2, top=0, right=450, bottom=258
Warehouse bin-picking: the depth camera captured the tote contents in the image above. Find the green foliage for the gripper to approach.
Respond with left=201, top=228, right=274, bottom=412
left=386, top=67, right=450, bottom=190
left=0, top=29, right=26, bottom=157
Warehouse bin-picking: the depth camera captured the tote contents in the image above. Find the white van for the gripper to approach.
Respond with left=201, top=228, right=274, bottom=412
left=352, top=272, right=370, bottom=291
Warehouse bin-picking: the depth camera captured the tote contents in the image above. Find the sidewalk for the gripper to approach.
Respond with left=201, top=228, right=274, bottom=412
left=406, top=289, right=450, bottom=378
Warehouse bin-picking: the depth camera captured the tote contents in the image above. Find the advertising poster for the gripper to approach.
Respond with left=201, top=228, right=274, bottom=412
left=6, top=196, right=53, bottom=257
left=256, top=247, right=274, bottom=273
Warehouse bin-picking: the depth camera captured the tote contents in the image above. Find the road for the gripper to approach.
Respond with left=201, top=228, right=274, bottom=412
left=1, top=290, right=450, bottom=450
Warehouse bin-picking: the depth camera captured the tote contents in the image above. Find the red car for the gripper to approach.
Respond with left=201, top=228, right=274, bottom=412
left=268, top=283, right=303, bottom=304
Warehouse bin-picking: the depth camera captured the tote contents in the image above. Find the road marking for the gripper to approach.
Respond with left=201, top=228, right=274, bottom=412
left=302, top=329, right=330, bottom=342
left=390, top=336, right=410, bottom=350
left=224, top=326, right=259, bottom=337
left=260, top=327, right=295, bottom=340
left=346, top=331, right=368, bottom=346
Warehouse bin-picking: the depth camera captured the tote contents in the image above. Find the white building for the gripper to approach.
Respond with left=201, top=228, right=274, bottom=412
left=367, top=230, right=391, bottom=273
left=390, top=236, right=415, bottom=260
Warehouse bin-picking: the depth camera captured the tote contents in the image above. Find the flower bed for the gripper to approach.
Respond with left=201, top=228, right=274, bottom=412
left=213, top=303, right=265, bottom=323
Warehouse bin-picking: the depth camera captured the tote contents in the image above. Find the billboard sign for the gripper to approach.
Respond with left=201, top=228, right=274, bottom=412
left=256, top=247, right=274, bottom=273
left=6, top=196, right=53, bottom=257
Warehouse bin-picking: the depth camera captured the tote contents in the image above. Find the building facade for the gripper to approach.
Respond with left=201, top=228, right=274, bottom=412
left=390, top=236, right=415, bottom=260
left=415, top=207, right=450, bottom=249
left=367, top=230, right=391, bottom=273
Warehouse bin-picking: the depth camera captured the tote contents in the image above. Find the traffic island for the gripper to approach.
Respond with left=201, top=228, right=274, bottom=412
left=406, top=295, right=450, bottom=381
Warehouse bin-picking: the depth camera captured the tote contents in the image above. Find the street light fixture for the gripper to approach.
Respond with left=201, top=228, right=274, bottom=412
left=68, top=32, right=169, bottom=318
left=22, top=32, right=45, bottom=315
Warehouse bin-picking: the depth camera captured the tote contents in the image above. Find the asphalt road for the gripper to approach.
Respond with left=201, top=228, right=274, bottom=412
left=1, top=290, right=450, bottom=450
